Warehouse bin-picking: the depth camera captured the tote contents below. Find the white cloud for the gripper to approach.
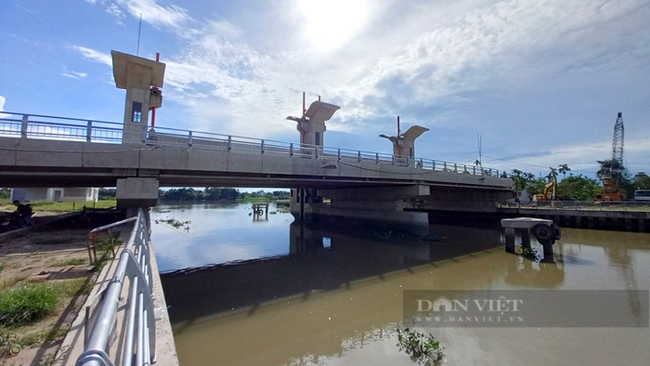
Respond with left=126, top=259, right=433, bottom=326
left=62, top=70, right=88, bottom=80
left=0, top=95, right=9, bottom=118
left=152, top=0, right=647, bottom=137
left=72, top=0, right=649, bottom=172
left=72, top=45, right=112, bottom=66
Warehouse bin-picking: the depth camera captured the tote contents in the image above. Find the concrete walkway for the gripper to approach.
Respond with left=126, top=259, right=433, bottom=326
left=56, top=223, right=179, bottom=366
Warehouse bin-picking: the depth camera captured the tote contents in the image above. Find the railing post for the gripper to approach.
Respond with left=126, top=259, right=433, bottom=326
left=392, top=155, right=395, bottom=165
left=463, top=164, right=467, bottom=173
left=227, top=136, right=232, bottom=152
left=419, top=158, right=423, bottom=169
left=290, top=143, right=294, bottom=157
left=443, top=162, right=447, bottom=171
left=21, top=114, right=28, bottom=138
left=188, top=131, right=193, bottom=147
left=141, top=125, right=147, bottom=143
left=314, top=144, right=318, bottom=158
left=405, top=156, right=409, bottom=167
left=261, top=139, right=265, bottom=155
left=337, top=149, right=341, bottom=161
left=433, top=160, right=436, bottom=170
left=86, top=120, right=93, bottom=142
left=358, top=151, right=361, bottom=163
left=454, top=163, right=457, bottom=173
left=376, top=153, right=379, bottom=164
left=473, top=166, right=476, bottom=175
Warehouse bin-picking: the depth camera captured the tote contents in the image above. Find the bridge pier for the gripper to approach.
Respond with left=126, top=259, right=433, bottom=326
left=116, top=178, right=159, bottom=218
left=290, top=185, right=430, bottom=234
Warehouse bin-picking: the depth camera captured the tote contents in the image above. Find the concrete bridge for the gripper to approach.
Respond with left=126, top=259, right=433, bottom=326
left=0, top=50, right=513, bottom=230
left=0, top=110, right=513, bottom=229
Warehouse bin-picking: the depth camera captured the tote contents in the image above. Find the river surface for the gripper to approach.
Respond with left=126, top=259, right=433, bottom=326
left=152, top=203, right=650, bottom=366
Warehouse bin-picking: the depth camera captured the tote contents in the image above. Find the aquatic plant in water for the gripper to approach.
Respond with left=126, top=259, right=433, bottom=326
left=396, top=328, right=445, bottom=365
left=154, top=218, right=191, bottom=232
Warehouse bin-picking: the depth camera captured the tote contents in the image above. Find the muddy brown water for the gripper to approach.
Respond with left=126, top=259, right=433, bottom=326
left=152, top=203, right=650, bottom=366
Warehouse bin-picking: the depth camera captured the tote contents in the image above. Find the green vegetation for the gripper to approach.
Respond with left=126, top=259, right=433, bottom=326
left=0, top=199, right=116, bottom=212
left=53, top=258, right=85, bottom=267
left=98, top=187, right=116, bottom=200
left=635, top=172, right=650, bottom=190
left=0, top=331, right=22, bottom=357
left=509, top=162, right=650, bottom=201
left=396, top=328, right=445, bottom=364
left=92, top=237, right=123, bottom=272
left=158, top=187, right=290, bottom=202
left=13, top=326, right=69, bottom=348
left=154, top=218, right=191, bottom=232
left=0, top=285, right=59, bottom=327
left=521, top=245, right=538, bottom=260
left=238, top=190, right=290, bottom=201
left=0, top=189, right=9, bottom=200
left=0, top=277, right=90, bottom=360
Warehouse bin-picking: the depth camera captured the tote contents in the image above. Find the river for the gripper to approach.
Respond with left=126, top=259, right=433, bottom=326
left=151, top=203, right=650, bottom=366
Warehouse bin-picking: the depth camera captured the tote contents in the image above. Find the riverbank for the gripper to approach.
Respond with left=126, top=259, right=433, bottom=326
left=0, top=230, right=96, bottom=365
left=0, top=208, right=124, bottom=365
left=0, top=200, right=117, bottom=215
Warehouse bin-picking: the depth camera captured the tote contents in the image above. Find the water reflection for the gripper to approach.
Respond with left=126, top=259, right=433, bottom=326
left=153, top=205, right=650, bottom=366
left=162, top=222, right=510, bottom=324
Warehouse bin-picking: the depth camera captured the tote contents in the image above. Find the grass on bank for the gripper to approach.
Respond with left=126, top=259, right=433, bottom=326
left=0, top=278, right=93, bottom=328
left=0, top=278, right=94, bottom=359
left=0, top=285, right=59, bottom=327
left=0, top=199, right=117, bottom=213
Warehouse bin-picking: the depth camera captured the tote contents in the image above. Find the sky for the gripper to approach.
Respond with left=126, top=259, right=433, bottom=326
left=1, top=0, right=649, bottom=180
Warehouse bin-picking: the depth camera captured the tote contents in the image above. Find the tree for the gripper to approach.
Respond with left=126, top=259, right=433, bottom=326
left=526, top=178, right=547, bottom=195
left=547, top=167, right=558, bottom=181
left=596, top=159, right=634, bottom=196
left=596, top=159, right=626, bottom=185
left=634, top=172, right=650, bottom=190
left=510, top=169, right=526, bottom=191
left=556, top=174, right=602, bottom=201
left=558, top=164, right=571, bottom=179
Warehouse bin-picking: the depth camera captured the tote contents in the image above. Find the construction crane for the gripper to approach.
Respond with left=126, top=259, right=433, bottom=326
left=612, top=112, right=624, bottom=165
left=596, top=112, right=626, bottom=201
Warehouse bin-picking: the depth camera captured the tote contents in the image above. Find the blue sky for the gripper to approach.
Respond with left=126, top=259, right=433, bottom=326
left=1, top=0, right=649, bottom=178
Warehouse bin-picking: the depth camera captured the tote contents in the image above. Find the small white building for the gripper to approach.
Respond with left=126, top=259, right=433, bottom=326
left=10, top=188, right=99, bottom=203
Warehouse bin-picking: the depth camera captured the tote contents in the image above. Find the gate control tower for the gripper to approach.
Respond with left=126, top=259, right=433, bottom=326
left=111, top=50, right=165, bottom=143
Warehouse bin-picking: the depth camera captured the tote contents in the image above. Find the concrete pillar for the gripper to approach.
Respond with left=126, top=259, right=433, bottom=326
left=505, top=228, right=515, bottom=253
left=521, top=229, right=531, bottom=248
left=290, top=185, right=430, bottom=235
left=116, top=178, right=159, bottom=213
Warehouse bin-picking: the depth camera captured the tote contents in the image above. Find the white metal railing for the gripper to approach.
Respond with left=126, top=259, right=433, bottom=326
left=77, top=209, right=155, bottom=366
left=0, top=111, right=502, bottom=177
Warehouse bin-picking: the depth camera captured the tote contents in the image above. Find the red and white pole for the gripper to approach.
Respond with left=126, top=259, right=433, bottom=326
left=151, top=52, right=160, bottom=128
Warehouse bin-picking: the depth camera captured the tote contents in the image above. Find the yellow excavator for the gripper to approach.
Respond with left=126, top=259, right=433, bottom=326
left=533, top=176, right=557, bottom=201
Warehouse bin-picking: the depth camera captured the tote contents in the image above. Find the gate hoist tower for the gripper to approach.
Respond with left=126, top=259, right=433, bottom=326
left=111, top=50, right=166, bottom=143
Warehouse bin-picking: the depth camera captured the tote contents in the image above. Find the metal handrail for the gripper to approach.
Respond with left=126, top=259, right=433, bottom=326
left=0, top=111, right=502, bottom=177
left=76, top=209, right=155, bottom=366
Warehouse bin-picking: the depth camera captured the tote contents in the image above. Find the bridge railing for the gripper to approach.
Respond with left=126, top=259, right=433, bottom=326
left=0, top=111, right=501, bottom=177
left=77, top=209, right=156, bottom=366
left=0, top=112, right=123, bottom=143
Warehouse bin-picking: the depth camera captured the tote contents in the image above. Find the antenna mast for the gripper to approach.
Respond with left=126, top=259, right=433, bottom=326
left=611, top=112, right=624, bottom=165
